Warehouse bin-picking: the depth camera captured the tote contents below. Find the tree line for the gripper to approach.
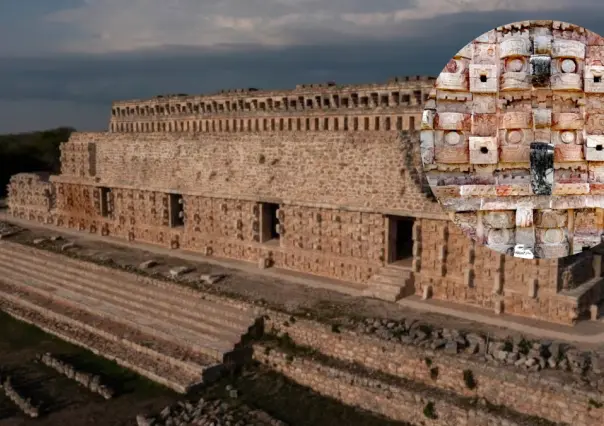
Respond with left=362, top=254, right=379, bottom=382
left=0, top=127, right=73, bottom=198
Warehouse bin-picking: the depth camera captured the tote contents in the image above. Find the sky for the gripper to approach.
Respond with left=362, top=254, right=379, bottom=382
left=2, top=0, right=604, bottom=133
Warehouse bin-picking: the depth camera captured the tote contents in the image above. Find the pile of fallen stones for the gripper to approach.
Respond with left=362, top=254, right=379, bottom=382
left=0, top=375, right=40, bottom=418
left=36, top=352, right=114, bottom=399
left=0, top=221, right=22, bottom=238
left=136, top=395, right=288, bottom=426
left=346, top=317, right=604, bottom=378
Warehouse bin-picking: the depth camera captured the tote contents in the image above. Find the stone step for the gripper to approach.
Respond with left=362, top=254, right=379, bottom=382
left=0, top=244, right=255, bottom=330
left=0, top=264, right=234, bottom=361
left=368, top=273, right=409, bottom=287
left=363, top=266, right=414, bottom=302
left=0, top=279, right=215, bottom=376
left=377, top=266, right=413, bottom=279
left=0, top=283, right=220, bottom=392
left=0, top=251, right=246, bottom=344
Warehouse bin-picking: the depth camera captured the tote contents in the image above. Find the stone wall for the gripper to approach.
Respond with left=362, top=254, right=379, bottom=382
left=109, top=78, right=434, bottom=134
left=254, top=343, right=528, bottom=426
left=56, top=131, right=439, bottom=216
left=6, top=173, right=54, bottom=223
left=264, top=312, right=603, bottom=426
left=415, top=218, right=588, bottom=324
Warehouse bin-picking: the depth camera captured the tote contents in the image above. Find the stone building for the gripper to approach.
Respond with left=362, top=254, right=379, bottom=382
left=6, top=75, right=603, bottom=325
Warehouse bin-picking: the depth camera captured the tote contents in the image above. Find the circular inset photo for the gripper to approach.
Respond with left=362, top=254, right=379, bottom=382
left=421, top=20, right=604, bottom=260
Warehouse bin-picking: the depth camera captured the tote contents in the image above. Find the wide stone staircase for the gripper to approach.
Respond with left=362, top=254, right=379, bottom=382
left=363, top=264, right=414, bottom=301
left=0, top=241, right=260, bottom=394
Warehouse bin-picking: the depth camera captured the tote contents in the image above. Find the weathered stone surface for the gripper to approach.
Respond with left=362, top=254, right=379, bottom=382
left=424, top=20, right=604, bottom=259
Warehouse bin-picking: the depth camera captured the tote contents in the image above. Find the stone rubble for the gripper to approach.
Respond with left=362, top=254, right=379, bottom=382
left=36, top=352, right=114, bottom=399
left=0, top=221, right=22, bottom=239
left=199, top=274, right=226, bottom=285
left=136, top=396, right=288, bottom=426
left=61, top=242, right=76, bottom=251
left=139, top=260, right=158, bottom=269
left=0, top=375, right=40, bottom=418
left=347, top=316, right=604, bottom=379
left=169, top=266, right=193, bottom=278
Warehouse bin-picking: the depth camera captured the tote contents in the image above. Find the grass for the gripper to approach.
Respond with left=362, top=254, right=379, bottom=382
left=0, top=310, right=169, bottom=398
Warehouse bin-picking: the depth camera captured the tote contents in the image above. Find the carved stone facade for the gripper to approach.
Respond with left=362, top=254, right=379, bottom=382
left=6, top=76, right=604, bottom=325
left=423, top=20, right=604, bottom=259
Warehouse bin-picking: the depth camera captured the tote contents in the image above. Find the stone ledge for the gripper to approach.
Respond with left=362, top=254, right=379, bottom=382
left=253, top=340, right=563, bottom=426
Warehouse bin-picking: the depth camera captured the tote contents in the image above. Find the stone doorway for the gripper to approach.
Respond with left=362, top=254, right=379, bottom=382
left=387, top=216, right=414, bottom=267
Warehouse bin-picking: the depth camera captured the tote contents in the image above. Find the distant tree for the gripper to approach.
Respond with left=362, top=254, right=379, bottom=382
left=0, top=127, right=74, bottom=197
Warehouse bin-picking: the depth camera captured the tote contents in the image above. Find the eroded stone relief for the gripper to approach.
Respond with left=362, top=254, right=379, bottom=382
left=423, top=20, right=604, bottom=259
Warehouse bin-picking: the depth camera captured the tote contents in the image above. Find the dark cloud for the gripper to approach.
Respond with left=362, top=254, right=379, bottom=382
left=2, top=7, right=604, bottom=132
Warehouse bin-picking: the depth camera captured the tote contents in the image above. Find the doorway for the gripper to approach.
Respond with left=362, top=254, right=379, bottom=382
left=387, top=216, right=415, bottom=266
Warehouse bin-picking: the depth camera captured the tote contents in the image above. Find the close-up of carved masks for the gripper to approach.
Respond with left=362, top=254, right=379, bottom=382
left=422, top=20, right=604, bottom=259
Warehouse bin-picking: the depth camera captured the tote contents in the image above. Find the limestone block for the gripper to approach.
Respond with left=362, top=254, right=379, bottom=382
left=528, top=279, right=538, bottom=298
left=434, top=112, right=469, bottom=131
left=469, top=64, right=498, bottom=93
left=501, top=71, right=531, bottom=91
left=435, top=60, right=469, bottom=91
left=500, top=37, right=532, bottom=57
left=536, top=227, right=567, bottom=244
left=459, top=185, right=497, bottom=197
left=535, top=210, right=568, bottom=228
left=590, top=304, right=600, bottom=320
left=585, top=65, right=604, bottom=93
left=469, top=136, right=498, bottom=164
left=551, top=71, right=582, bottom=91
left=432, top=185, right=461, bottom=199
left=492, top=275, right=503, bottom=294
left=586, top=135, right=604, bottom=161
left=533, top=35, right=552, bottom=55
left=515, top=208, right=533, bottom=227
left=552, top=39, right=585, bottom=59
left=501, top=112, right=532, bottom=129
left=533, top=108, right=552, bottom=128
left=483, top=211, right=515, bottom=228
left=553, top=183, right=590, bottom=195
left=552, top=113, right=583, bottom=130
left=535, top=243, right=569, bottom=258
left=420, top=130, right=435, bottom=165
left=422, top=285, right=432, bottom=300
left=486, top=228, right=514, bottom=245
left=472, top=95, right=497, bottom=114
left=421, top=110, right=435, bottom=129
left=495, top=184, right=532, bottom=197
left=471, top=114, right=497, bottom=136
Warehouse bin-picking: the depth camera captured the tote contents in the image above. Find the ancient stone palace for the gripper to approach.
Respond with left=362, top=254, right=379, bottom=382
left=6, top=74, right=603, bottom=325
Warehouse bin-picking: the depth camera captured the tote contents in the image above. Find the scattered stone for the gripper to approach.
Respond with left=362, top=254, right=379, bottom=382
left=38, top=352, right=114, bottom=398
left=61, top=242, right=76, bottom=251
left=169, top=266, right=193, bottom=278
left=32, top=238, right=47, bottom=245
left=49, top=235, right=62, bottom=241
left=139, top=260, right=158, bottom=269
left=1, top=376, right=40, bottom=418
left=200, top=274, right=226, bottom=285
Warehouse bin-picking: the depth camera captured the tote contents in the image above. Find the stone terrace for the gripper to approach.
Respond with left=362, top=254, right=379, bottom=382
left=0, top=240, right=259, bottom=393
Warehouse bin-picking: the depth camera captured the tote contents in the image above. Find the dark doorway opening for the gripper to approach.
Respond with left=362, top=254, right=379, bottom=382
left=261, top=203, right=280, bottom=243
left=388, top=216, right=414, bottom=265
left=169, top=193, right=185, bottom=227
left=99, top=187, right=111, bottom=217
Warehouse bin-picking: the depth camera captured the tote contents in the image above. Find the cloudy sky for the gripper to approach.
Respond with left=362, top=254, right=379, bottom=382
left=1, top=0, right=604, bottom=133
